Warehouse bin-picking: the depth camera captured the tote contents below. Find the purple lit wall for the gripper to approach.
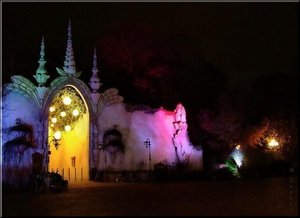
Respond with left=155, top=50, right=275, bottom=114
left=2, top=92, right=44, bottom=186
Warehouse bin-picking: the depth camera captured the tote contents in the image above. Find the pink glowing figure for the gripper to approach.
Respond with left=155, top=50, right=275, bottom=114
left=174, top=103, right=186, bottom=123
left=173, top=103, right=187, bottom=137
left=172, top=103, right=188, bottom=161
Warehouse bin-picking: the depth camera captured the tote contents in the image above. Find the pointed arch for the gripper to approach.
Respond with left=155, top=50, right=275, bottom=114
left=44, top=78, right=93, bottom=181
left=42, top=76, right=96, bottom=121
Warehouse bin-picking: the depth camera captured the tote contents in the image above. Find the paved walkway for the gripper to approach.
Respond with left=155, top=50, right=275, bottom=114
left=2, top=177, right=298, bottom=216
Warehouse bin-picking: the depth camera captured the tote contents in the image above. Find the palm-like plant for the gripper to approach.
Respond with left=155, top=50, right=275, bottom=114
left=2, top=118, right=36, bottom=166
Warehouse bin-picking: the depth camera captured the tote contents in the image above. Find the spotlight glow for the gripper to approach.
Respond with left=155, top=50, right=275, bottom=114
left=268, top=138, right=279, bottom=148
left=60, top=111, right=66, bottom=117
left=63, top=96, right=72, bottom=105
left=231, top=146, right=244, bottom=167
left=53, top=131, right=61, bottom=140
left=51, top=117, right=57, bottom=123
left=49, top=106, right=55, bottom=112
left=72, top=109, right=79, bottom=116
left=65, top=125, right=71, bottom=132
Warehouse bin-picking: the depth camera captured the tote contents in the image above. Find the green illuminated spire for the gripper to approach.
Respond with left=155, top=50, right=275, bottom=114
left=34, top=36, right=50, bottom=86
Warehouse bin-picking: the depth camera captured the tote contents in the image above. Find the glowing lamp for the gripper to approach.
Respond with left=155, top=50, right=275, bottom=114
left=51, top=117, right=57, bottom=123
left=49, top=106, right=55, bottom=112
left=72, top=109, right=79, bottom=116
left=65, top=125, right=71, bottom=132
left=268, top=139, right=279, bottom=148
left=236, top=144, right=241, bottom=150
left=53, top=131, right=61, bottom=140
left=60, top=111, right=66, bottom=117
left=63, top=96, right=72, bottom=105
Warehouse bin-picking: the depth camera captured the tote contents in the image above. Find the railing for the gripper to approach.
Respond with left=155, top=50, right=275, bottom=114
left=51, top=167, right=84, bottom=182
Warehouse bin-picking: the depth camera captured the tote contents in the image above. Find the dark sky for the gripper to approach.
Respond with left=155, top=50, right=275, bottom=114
left=2, top=2, right=298, bottom=87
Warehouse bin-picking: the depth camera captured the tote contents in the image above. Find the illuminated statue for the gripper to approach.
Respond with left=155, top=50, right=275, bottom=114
left=172, top=103, right=189, bottom=162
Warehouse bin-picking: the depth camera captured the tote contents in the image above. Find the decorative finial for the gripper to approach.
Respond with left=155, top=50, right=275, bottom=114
left=92, top=47, right=99, bottom=74
left=68, top=18, right=72, bottom=39
left=34, top=36, right=50, bottom=86
left=89, top=47, right=102, bottom=93
left=40, top=36, right=45, bottom=61
left=63, top=19, right=77, bottom=76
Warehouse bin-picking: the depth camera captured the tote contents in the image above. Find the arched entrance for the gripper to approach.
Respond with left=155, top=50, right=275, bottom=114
left=48, top=85, right=89, bottom=182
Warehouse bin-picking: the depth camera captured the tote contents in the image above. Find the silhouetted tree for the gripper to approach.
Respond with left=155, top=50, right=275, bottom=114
left=97, top=23, right=176, bottom=107
left=2, top=118, right=36, bottom=166
left=251, top=72, right=298, bottom=120
left=97, top=22, right=229, bottom=111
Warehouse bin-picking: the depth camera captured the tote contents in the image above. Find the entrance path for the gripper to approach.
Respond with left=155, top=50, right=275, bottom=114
left=2, top=177, right=298, bottom=216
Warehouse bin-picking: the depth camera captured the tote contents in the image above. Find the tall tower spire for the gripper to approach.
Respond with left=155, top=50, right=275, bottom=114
left=63, top=19, right=76, bottom=76
left=89, top=47, right=102, bottom=92
left=34, top=36, right=50, bottom=86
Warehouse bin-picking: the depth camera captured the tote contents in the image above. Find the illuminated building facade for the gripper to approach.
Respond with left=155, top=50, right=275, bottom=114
left=2, top=20, right=202, bottom=185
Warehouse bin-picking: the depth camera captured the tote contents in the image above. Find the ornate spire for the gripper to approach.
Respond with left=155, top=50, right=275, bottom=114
left=34, top=36, right=50, bottom=86
left=89, top=47, right=102, bottom=93
left=39, top=36, right=45, bottom=62
left=92, top=47, right=99, bottom=75
left=63, top=19, right=76, bottom=76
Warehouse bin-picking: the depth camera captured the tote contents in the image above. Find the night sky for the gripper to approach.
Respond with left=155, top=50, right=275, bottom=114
left=1, top=2, right=299, bottom=173
left=3, top=3, right=298, bottom=82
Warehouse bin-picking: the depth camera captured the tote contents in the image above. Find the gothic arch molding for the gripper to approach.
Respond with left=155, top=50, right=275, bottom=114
left=42, top=76, right=96, bottom=121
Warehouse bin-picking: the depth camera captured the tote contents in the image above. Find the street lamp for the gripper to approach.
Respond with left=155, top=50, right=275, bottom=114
left=47, top=133, right=61, bottom=172
left=48, top=131, right=61, bottom=150
left=143, top=138, right=152, bottom=170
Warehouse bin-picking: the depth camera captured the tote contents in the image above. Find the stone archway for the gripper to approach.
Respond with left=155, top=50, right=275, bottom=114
left=47, top=85, right=90, bottom=182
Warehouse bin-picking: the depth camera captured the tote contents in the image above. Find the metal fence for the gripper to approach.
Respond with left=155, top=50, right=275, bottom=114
left=51, top=167, right=84, bottom=182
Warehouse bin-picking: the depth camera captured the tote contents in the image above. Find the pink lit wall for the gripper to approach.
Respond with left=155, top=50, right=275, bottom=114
left=96, top=102, right=203, bottom=171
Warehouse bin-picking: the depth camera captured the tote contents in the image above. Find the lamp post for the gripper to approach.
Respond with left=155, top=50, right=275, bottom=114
left=52, top=131, right=62, bottom=150
left=47, top=133, right=61, bottom=172
left=144, top=138, right=152, bottom=170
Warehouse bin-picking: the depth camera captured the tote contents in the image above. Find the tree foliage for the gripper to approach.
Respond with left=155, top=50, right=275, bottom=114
left=195, top=94, right=242, bottom=162
left=97, top=22, right=229, bottom=111
left=244, top=114, right=297, bottom=160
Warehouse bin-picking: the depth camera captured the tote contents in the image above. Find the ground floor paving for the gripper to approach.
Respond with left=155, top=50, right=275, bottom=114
left=2, top=177, right=298, bottom=216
